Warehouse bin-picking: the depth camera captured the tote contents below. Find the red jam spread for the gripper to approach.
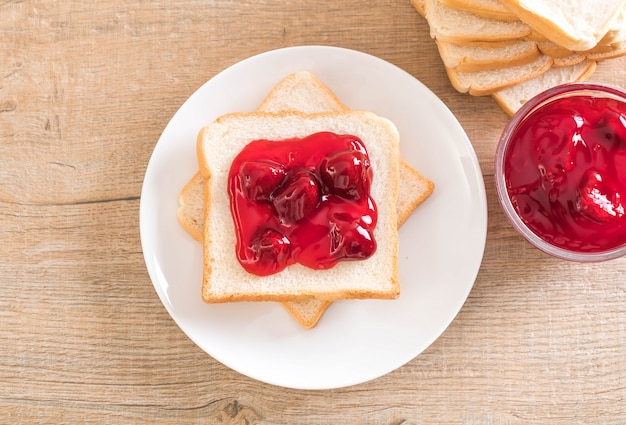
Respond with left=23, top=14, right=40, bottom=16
left=504, top=95, right=626, bottom=253
left=228, top=132, right=377, bottom=276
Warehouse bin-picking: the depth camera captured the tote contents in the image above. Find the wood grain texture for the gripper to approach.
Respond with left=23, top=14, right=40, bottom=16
left=1, top=0, right=626, bottom=423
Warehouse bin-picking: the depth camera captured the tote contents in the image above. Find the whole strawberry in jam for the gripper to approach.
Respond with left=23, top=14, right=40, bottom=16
left=238, top=160, right=286, bottom=202
left=242, top=228, right=291, bottom=276
left=320, top=149, right=372, bottom=200
left=338, top=222, right=376, bottom=259
left=296, top=218, right=376, bottom=269
left=271, top=170, right=321, bottom=225
left=577, top=171, right=625, bottom=224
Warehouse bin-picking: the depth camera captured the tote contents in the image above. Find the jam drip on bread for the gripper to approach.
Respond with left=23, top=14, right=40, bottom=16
left=228, top=132, right=377, bottom=276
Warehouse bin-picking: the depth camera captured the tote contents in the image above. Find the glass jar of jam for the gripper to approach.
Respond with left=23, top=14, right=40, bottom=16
left=495, top=83, right=626, bottom=262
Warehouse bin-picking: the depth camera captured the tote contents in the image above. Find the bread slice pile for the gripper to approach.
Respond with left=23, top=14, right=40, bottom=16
left=412, top=0, right=626, bottom=114
left=178, top=72, right=434, bottom=328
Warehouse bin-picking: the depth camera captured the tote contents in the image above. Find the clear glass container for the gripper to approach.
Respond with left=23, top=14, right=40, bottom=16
left=494, top=82, right=626, bottom=262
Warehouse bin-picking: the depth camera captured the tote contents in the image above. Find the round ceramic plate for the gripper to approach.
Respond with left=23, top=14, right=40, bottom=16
left=140, top=46, right=487, bottom=390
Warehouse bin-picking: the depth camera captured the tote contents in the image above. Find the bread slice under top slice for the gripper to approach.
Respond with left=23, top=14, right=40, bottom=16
left=497, top=0, right=626, bottom=51
left=424, top=0, right=531, bottom=45
left=436, top=39, right=540, bottom=72
left=197, top=111, right=400, bottom=303
left=177, top=71, right=434, bottom=327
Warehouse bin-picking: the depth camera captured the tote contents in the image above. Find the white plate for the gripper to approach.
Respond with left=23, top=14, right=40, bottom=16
left=140, top=46, right=487, bottom=390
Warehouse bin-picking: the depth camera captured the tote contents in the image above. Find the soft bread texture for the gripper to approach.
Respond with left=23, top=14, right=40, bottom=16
left=436, top=39, right=540, bottom=72
left=492, top=59, right=597, bottom=115
left=198, top=111, right=401, bottom=303
left=496, top=0, right=626, bottom=51
left=424, top=0, right=531, bottom=44
left=445, top=54, right=553, bottom=95
left=257, top=72, right=349, bottom=114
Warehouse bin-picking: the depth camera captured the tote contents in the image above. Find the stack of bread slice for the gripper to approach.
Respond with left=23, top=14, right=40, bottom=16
left=412, top=0, right=626, bottom=114
left=178, top=72, right=434, bottom=328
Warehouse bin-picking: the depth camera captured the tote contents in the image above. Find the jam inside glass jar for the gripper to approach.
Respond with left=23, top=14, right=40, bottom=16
left=227, top=132, right=377, bottom=276
left=500, top=88, right=626, bottom=257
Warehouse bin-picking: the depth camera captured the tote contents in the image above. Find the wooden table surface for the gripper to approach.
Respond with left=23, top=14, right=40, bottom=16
left=2, top=1, right=625, bottom=423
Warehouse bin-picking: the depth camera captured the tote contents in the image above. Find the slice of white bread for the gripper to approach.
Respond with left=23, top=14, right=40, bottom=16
left=198, top=111, right=401, bottom=303
left=497, top=0, right=626, bottom=51
left=440, top=0, right=519, bottom=21
left=601, top=6, right=626, bottom=45
left=445, top=54, right=553, bottom=95
left=491, top=59, right=597, bottom=115
left=436, top=39, right=540, bottom=72
left=424, top=0, right=531, bottom=44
